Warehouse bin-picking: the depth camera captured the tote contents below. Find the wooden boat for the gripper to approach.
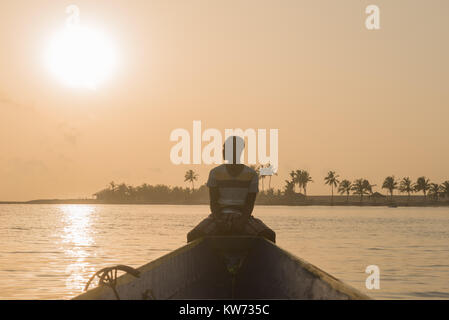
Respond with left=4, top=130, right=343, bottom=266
left=74, top=236, right=370, bottom=300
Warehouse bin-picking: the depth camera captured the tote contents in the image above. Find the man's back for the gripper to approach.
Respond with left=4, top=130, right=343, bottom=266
left=207, top=164, right=258, bottom=214
left=186, top=135, right=275, bottom=243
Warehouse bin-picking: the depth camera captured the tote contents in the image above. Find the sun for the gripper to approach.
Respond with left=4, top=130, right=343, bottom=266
left=45, top=26, right=117, bottom=89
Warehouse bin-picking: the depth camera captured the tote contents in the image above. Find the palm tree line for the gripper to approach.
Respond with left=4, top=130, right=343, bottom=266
left=95, top=169, right=449, bottom=203
left=286, top=170, right=314, bottom=196
left=94, top=181, right=208, bottom=203
left=282, top=170, right=449, bottom=202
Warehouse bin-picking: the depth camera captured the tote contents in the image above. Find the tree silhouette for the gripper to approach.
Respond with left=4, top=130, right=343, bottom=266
left=294, top=170, right=302, bottom=193
left=93, top=170, right=448, bottom=206
left=382, top=176, right=398, bottom=200
left=184, top=170, right=199, bottom=191
left=289, top=170, right=298, bottom=193
left=363, top=179, right=375, bottom=197
left=441, top=181, right=449, bottom=199
left=338, top=179, right=352, bottom=202
left=283, top=179, right=295, bottom=196
left=415, top=176, right=431, bottom=200
left=324, top=171, right=340, bottom=204
left=351, top=178, right=373, bottom=201
left=297, top=170, right=313, bottom=197
left=428, top=183, right=442, bottom=201
left=399, top=177, right=415, bottom=202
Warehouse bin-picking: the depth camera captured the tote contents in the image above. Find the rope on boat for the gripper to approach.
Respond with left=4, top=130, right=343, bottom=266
left=84, top=265, right=140, bottom=300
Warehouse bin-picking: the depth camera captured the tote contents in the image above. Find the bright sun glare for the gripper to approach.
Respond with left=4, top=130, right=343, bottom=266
left=45, top=26, right=117, bottom=89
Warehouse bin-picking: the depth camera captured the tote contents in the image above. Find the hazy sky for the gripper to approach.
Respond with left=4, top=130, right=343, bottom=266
left=1, top=0, right=448, bottom=200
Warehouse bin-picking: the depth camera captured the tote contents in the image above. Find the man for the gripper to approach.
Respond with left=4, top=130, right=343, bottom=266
left=187, top=136, right=276, bottom=243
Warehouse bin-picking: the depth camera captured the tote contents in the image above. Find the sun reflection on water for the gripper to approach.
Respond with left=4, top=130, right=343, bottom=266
left=60, top=205, right=96, bottom=295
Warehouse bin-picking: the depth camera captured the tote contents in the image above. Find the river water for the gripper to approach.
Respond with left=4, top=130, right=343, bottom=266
left=0, top=204, right=448, bottom=299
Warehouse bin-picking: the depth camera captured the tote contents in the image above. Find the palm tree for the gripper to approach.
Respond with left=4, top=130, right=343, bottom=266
left=297, top=170, right=313, bottom=197
left=184, top=169, right=199, bottom=191
left=441, top=181, right=449, bottom=199
left=294, top=170, right=303, bottom=193
left=289, top=170, right=297, bottom=192
left=117, top=183, right=129, bottom=201
left=351, top=178, right=372, bottom=201
left=284, top=179, right=295, bottom=195
left=415, top=176, right=430, bottom=200
left=338, top=180, right=352, bottom=202
left=324, top=171, right=340, bottom=204
left=399, top=177, right=414, bottom=202
left=363, top=179, right=376, bottom=196
left=428, top=183, right=442, bottom=201
left=382, top=176, right=398, bottom=200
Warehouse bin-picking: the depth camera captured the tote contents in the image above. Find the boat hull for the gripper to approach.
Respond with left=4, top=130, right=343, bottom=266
left=74, top=236, right=370, bottom=300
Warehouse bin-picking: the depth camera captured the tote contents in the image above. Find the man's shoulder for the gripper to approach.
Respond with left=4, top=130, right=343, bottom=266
left=209, top=164, right=226, bottom=174
left=210, top=164, right=256, bottom=172
left=208, top=164, right=258, bottom=180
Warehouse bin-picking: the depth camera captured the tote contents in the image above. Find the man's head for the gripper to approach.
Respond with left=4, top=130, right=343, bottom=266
left=223, top=136, right=245, bottom=164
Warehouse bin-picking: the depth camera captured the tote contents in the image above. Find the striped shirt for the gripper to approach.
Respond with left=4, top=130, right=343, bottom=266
left=206, top=164, right=259, bottom=214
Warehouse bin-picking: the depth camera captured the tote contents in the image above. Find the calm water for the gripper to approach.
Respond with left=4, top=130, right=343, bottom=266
left=0, top=204, right=448, bottom=299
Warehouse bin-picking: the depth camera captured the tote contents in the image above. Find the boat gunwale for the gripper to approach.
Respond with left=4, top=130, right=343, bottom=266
left=74, top=238, right=204, bottom=299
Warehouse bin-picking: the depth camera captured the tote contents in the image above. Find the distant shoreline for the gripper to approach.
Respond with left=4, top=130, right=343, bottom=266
left=1, top=197, right=449, bottom=207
